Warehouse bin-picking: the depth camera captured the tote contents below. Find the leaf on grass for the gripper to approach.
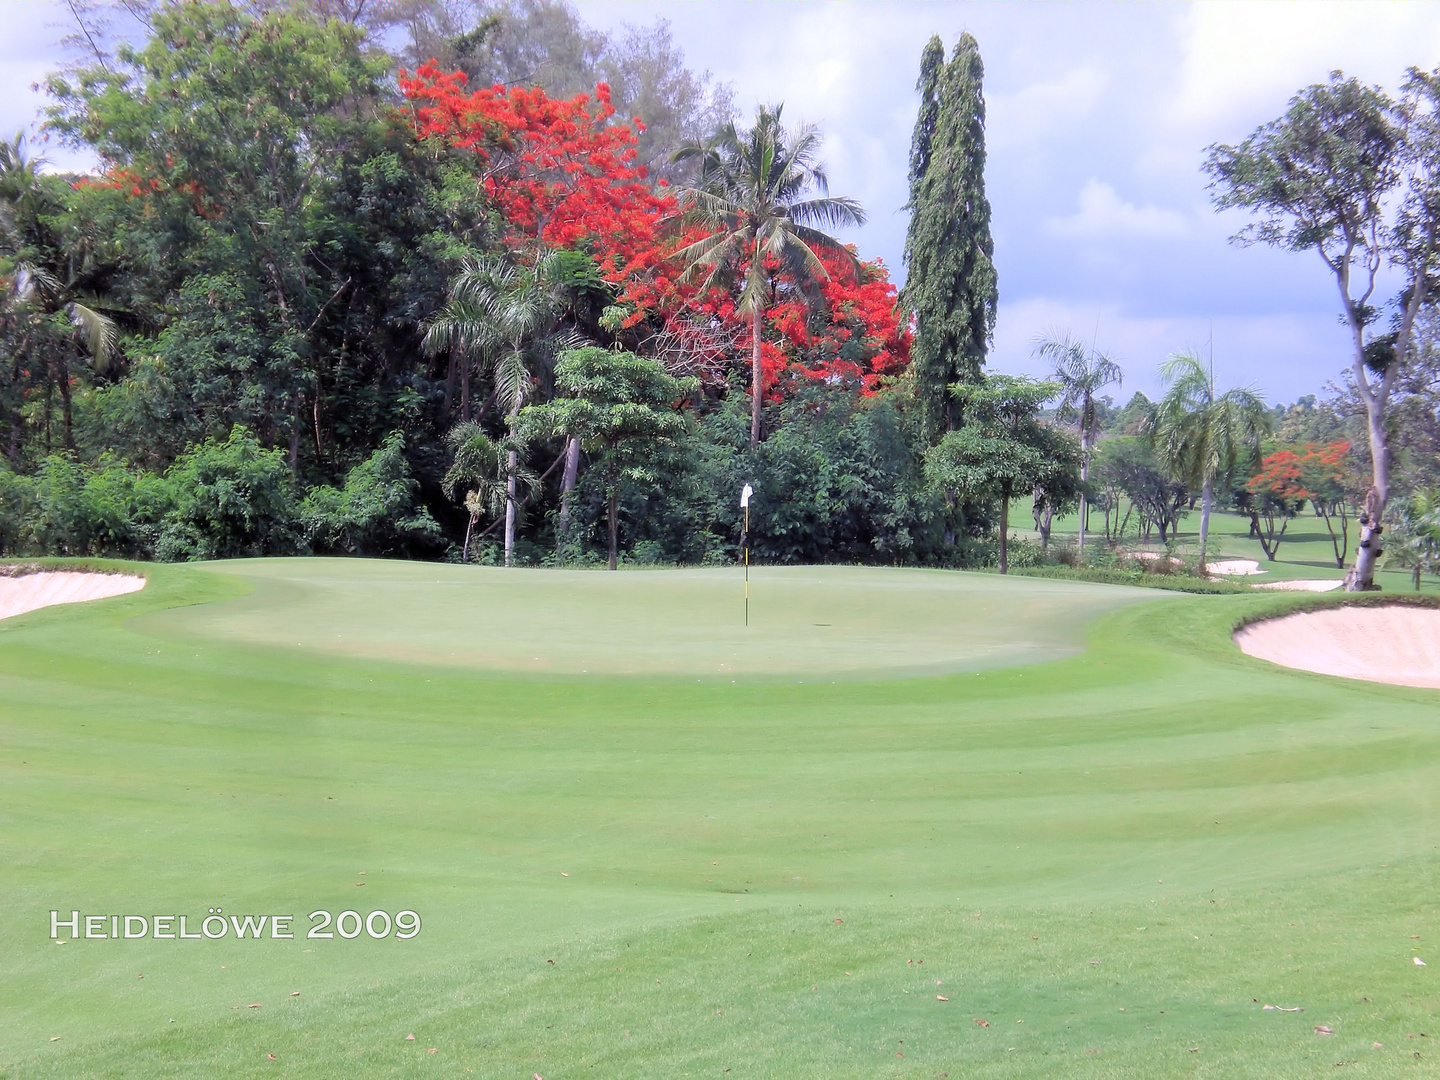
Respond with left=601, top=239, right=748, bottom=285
left=937, top=995, right=949, bottom=1001
left=1316, top=1026, right=1335, bottom=1035
left=833, top=918, right=843, bottom=924
left=973, top=1018, right=989, bottom=1027
left=405, top=1034, right=415, bottom=1040
left=290, top=991, right=300, bottom=997
left=248, top=1003, right=262, bottom=1009
left=1374, top=1042, right=1384, bottom=1049
left=267, top=1054, right=276, bottom=1060
left=428, top=1048, right=437, bottom=1054
left=1415, top=957, right=1427, bottom=966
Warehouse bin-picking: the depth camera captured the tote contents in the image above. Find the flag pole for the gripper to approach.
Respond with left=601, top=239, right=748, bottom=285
left=740, top=483, right=754, bottom=627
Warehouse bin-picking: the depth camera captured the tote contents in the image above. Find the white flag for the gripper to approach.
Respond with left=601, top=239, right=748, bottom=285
left=740, top=483, right=753, bottom=508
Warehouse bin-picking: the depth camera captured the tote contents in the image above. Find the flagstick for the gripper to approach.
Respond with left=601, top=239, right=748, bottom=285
left=744, top=503, right=750, bottom=627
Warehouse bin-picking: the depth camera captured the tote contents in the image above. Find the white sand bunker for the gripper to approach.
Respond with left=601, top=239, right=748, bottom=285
left=0, top=570, right=145, bottom=621
left=1207, top=559, right=1265, bottom=576
left=1235, top=605, right=1440, bottom=688
left=1252, top=579, right=1343, bottom=592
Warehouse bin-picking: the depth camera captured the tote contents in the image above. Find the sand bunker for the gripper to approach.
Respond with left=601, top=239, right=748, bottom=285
left=0, top=570, right=145, bottom=621
left=1235, top=605, right=1440, bottom=688
left=1207, top=559, right=1265, bottom=576
left=1252, top=579, right=1343, bottom=592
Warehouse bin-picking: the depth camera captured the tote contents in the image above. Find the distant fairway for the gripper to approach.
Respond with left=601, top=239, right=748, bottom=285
left=2, top=560, right=1439, bottom=1079
left=149, top=559, right=1153, bottom=676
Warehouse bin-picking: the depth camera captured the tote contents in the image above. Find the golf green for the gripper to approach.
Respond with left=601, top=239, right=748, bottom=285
left=1, top=559, right=1438, bottom=1079
left=146, top=559, right=1153, bottom=676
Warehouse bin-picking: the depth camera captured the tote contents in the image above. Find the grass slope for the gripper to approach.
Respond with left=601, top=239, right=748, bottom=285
left=1, top=560, right=1438, bottom=1078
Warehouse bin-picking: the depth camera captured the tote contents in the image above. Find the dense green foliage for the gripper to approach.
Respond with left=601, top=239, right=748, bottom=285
left=900, top=32, right=998, bottom=440
left=0, top=4, right=1061, bottom=572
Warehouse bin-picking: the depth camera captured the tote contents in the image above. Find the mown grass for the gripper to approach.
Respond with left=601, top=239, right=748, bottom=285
left=1, top=560, right=1437, bottom=1078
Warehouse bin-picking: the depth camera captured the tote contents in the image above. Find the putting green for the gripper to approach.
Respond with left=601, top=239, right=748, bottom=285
left=3, top=560, right=1439, bottom=1079
left=149, top=558, right=1155, bottom=676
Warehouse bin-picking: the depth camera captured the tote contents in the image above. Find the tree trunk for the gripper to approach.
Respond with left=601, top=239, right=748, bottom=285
left=312, top=380, right=324, bottom=462
left=556, top=434, right=581, bottom=557
left=460, top=356, right=471, bottom=423
left=462, top=513, right=476, bottom=563
left=57, top=354, right=74, bottom=451
left=1346, top=405, right=1390, bottom=591
left=1077, top=426, right=1090, bottom=560
left=1199, top=476, right=1213, bottom=571
left=998, top=484, right=1011, bottom=574
left=749, top=305, right=764, bottom=450
left=442, top=352, right=457, bottom=419
left=289, top=409, right=301, bottom=468
left=607, top=487, right=619, bottom=571
left=504, top=447, right=518, bottom=568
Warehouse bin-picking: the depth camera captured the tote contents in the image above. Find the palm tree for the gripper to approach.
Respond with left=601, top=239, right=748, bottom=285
left=1144, top=352, right=1269, bottom=567
left=1035, top=333, right=1122, bottom=559
left=442, top=421, right=539, bottom=563
left=671, top=105, right=866, bottom=449
left=423, top=252, right=577, bottom=567
left=1, top=132, right=119, bottom=451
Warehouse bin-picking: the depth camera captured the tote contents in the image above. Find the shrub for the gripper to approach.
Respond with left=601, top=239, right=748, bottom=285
left=301, top=432, right=441, bottom=557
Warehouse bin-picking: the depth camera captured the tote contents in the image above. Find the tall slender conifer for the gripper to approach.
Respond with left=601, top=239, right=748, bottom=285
left=901, top=33, right=998, bottom=442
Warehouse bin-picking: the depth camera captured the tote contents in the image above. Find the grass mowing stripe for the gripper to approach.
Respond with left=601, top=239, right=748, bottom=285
left=1, top=559, right=1437, bottom=1077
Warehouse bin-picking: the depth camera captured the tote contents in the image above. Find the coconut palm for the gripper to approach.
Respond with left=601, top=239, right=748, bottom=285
left=1144, top=352, right=1269, bottom=566
left=1035, top=333, right=1122, bottom=559
left=1, top=132, right=119, bottom=451
left=671, top=105, right=866, bottom=449
left=423, top=252, right=578, bottom=566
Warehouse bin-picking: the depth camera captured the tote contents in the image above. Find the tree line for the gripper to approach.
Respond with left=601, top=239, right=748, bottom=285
left=2, top=3, right=1438, bottom=588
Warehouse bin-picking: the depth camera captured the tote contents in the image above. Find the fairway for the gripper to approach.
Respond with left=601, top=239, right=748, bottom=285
left=3, top=560, right=1440, bottom=1079
left=147, top=559, right=1154, bottom=676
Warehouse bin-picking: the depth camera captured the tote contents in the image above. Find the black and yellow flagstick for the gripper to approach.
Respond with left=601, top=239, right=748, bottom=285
left=743, top=502, right=750, bottom=627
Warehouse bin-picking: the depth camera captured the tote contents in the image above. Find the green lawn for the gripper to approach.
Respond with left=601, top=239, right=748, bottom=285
left=2, top=559, right=1438, bottom=1078
left=1025, top=503, right=1440, bottom=594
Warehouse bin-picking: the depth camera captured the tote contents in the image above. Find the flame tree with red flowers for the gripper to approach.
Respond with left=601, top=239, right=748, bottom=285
left=668, top=105, right=868, bottom=449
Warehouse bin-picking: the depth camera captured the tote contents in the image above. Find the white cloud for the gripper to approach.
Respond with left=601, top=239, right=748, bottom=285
left=1045, top=180, right=1190, bottom=241
left=988, top=66, right=1107, bottom=150
left=1167, top=1, right=1440, bottom=137
left=990, top=296, right=1350, bottom=402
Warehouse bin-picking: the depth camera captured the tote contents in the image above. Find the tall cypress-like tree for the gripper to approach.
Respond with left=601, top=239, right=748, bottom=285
left=900, top=33, right=998, bottom=442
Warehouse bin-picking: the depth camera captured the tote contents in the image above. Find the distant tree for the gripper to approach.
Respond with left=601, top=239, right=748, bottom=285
left=1241, top=448, right=1310, bottom=561
left=1295, top=440, right=1360, bottom=567
left=1145, top=353, right=1268, bottom=565
left=1389, top=488, right=1440, bottom=590
left=670, top=104, right=866, bottom=449
left=1205, top=69, right=1440, bottom=590
left=518, top=346, right=695, bottom=569
left=900, top=32, right=998, bottom=442
left=1092, top=436, right=1189, bottom=543
left=1035, top=332, right=1122, bottom=558
left=924, top=374, right=1076, bottom=573
left=394, top=1, right=733, bottom=181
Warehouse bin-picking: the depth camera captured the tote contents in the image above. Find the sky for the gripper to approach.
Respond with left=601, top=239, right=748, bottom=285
left=5, top=1, right=1440, bottom=403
